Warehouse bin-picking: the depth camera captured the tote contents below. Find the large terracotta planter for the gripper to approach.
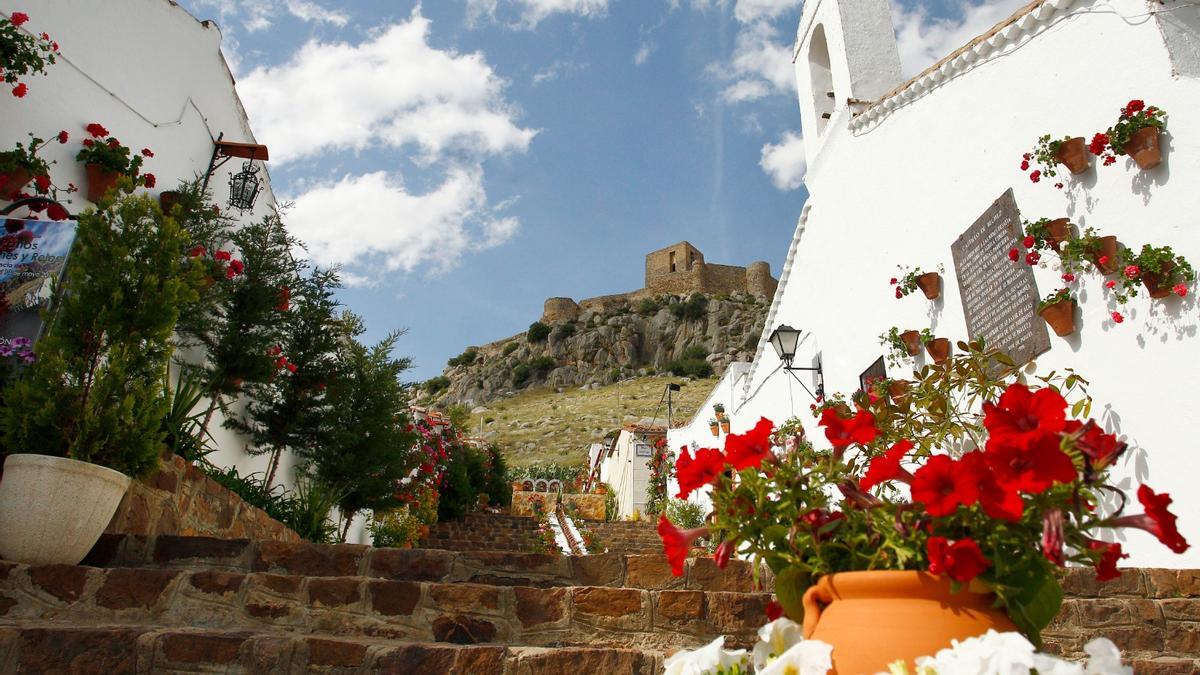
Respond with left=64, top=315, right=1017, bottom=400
left=925, top=337, right=951, bottom=364
left=1125, top=126, right=1162, bottom=170
left=1142, top=263, right=1175, bottom=299
left=915, top=272, right=941, bottom=300
left=0, top=167, right=32, bottom=201
left=1045, top=218, right=1071, bottom=253
left=85, top=163, right=121, bottom=202
left=1054, top=136, right=1090, bottom=174
left=899, top=330, right=922, bottom=356
left=1090, top=236, right=1119, bottom=275
left=802, top=571, right=1017, bottom=674
left=0, top=454, right=131, bottom=565
left=1039, top=300, right=1076, bottom=336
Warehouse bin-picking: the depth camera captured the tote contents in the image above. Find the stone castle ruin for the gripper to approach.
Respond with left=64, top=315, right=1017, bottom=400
left=541, top=241, right=778, bottom=323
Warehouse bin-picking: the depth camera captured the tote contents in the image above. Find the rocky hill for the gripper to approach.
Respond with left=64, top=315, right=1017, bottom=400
left=418, top=292, right=770, bottom=408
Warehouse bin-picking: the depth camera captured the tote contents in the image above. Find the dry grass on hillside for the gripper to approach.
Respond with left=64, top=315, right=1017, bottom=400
left=473, top=376, right=719, bottom=469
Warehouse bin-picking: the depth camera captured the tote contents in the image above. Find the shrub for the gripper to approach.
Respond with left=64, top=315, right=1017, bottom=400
left=637, top=298, right=662, bottom=316
left=527, top=321, right=550, bottom=342
left=502, top=342, right=519, bottom=356
left=447, top=348, right=478, bottom=367
left=666, top=345, right=713, bottom=378
left=603, top=483, right=619, bottom=521
left=484, top=443, right=513, bottom=508
left=553, top=322, right=577, bottom=340
left=669, top=293, right=708, bottom=320
left=665, top=498, right=706, bottom=529
left=513, top=356, right=555, bottom=387
left=437, top=442, right=488, bottom=520
left=507, top=463, right=585, bottom=484
left=368, top=508, right=422, bottom=548
left=424, top=376, right=450, bottom=395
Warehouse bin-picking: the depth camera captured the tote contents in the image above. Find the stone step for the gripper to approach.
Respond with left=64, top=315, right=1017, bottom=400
left=0, top=563, right=771, bottom=651
left=0, top=622, right=662, bottom=674
left=83, top=534, right=771, bottom=593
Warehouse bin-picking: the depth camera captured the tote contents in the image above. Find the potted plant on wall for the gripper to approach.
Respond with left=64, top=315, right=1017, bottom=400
left=1059, top=226, right=1120, bottom=276
left=1037, top=288, right=1076, bottom=337
left=1093, top=100, right=1167, bottom=170
left=661, top=343, right=1188, bottom=674
left=1023, top=217, right=1072, bottom=253
left=0, top=190, right=203, bottom=565
left=924, top=335, right=951, bottom=364
left=890, top=265, right=943, bottom=301
left=74, top=123, right=155, bottom=202
left=1116, top=244, right=1194, bottom=300
left=879, top=327, right=930, bottom=367
left=1021, top=134, right=1087, bottom=186
left=709, top=418, right=720, bottom=436
left=0, top=131, right=71, bottom=201
left=713, top=403, right=726, bottom=421
left=0, top=11, right=60, bottom=99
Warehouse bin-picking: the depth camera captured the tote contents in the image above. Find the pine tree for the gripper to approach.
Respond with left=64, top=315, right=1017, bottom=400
left=1, top=191, right=201, bottom=477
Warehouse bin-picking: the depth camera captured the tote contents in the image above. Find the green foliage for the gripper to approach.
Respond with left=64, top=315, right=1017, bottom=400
left=636, top=297, right=662, bottom=316
left=666, top=345, right=712, bottom=378
left=437, top=441, right=487, bottom=521
left=1105, top=101, right=1166, bottom=156
left=665, top=498, right=706, bottom=529
left=502, top=342, right=519, bottom=356
left=602, top=483, right=618, bottom=521
left=286, top=471, right=343, bottom=544
left=526, top=321, right=550, bottom=342
left=368, top=507, right=422, bottom=548
left=513, top=356, right=555, bottom=386
left=447, top=348, right=478, bottom=367
left=1, top=191, right=200, bottom=477
left=506, top=462, right=585, bottom=484
left=202, top=463, right=294, bottom=525
left=670, top=293, right=709, bottom=320
left=445, top=404, right=471, bottom=432
left=1037, top=288, right=1073, bottom=312
left=1026, top=134, right=1072, bottom=180
left=0, top=13, right=58, bottom=85
left=0, top=133, right=50, bottom=178
left=552, top=322, right=577, bottom=340
left=424, top=376, right=450, bottom=395
left=879, top=327, right=932, bottom=367
left=161, top=365, right=215, bottom=462
left=484, top=443, right=513, bottom=507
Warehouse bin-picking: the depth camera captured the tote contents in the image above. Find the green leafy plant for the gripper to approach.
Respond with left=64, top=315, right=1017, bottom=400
left=1098, top=100, right=1166, bottom=159
left=670, top=293, right=708, bottom=320
left=1037, top=288, right=1073, bottom=312
left=1021, top=134, right=1072, bottom=183
left=1, top=191, right=201, bottom=477
left=286, top=470, right=343, bottom=544
left=1022, top=218, right=1070, bottom=252
left=667, top=345, right=712, bottom=378
left=502, top=341, right=519, bottom=356
left=879, top=327, right=931, bottom=367
left=368, top=506, right=423, bottom=548
left=160, top=365, right=216, bottom=462
left=0, top=133, right=51, bottom=182
left=0, top=11, right=59, bottom=96
left=1107, top=244, right=1195, bottom=304
left=513, top=355, right=555, bottom=386
left=527, top=321, right=551, bottom=342
left=1057, top=227, right=1114, bottom=276
left=74, top=123, right=153, bottom=186
left=645, top=438, right=673, bottom=515
left=447, top=348, right=478, bottom=367
left=889, top=264, right=943, bottom=299
left=552, top=322, right=577, bottom=340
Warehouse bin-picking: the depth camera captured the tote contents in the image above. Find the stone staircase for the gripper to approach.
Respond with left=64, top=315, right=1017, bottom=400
left=585, top=520, right=665, bottom=555
left=417, top=513, right=543, bottom=553
left=0, top=523, right=770, bottom=673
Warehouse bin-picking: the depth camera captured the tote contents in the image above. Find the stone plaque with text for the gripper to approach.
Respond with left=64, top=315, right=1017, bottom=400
left=951, top=189, right=1050, bottom=366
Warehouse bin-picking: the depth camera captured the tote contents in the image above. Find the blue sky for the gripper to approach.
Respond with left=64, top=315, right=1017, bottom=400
left=175, top=0, right=1028, bottom=381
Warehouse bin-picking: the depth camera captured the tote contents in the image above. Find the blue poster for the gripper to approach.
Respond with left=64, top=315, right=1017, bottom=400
left=0, top=219, right=78, bottom=344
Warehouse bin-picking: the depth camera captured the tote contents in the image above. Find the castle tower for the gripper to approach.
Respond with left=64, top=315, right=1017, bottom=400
left=645, top=242, right=704, bottom=287
left=746, top=261, right=777, bottom=299
left=795, top=0, right=902, bottom=166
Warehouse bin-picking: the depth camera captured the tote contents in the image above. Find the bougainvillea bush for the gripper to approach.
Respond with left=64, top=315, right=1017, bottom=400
left=659, top=342, right=1188, bottom=644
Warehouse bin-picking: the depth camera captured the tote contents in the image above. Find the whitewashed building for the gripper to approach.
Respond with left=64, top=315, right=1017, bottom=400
left=601, top=423, right=666, bottom=519
left=677, top=0, right=1200, bottom=568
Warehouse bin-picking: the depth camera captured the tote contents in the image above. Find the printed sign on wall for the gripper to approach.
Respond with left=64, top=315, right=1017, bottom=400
left=0, top=219, right=79, bottom=344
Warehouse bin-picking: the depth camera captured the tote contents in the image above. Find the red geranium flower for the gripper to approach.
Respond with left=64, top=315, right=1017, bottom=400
left=724, top=417, right=774, bottom=471
left=927, top=537, right=990, bottom=583
left=1088, top=133, right=1109, bottom=156
left=46, top=202, right=69, bottom=221
left=1007, top=247, right=1019, bottom=262
left=1022, top=235, right=1035, bottom=248
left=189, top=245, right=206, bottom=257
left=33, top=174, right=50, bottom=193
left=1019, top=160, right=1029, bottom=171
left=894, top=287, right=902, bottom=299
left=1030, top=170, right=1041, bottom=183
left=141, top=148, right=154, bottom=157
left=1125, top=99, right=1145, bottom=114
left=85, top=123, right=109, bottom=138
left=1123, top=265, right=1141, bottom=280
left=657, top=515, right=708, bottom=576
left=10, top=12, right=29, bottom=26
left=1087, top=539, right=1127, bottom=582
left=214, top=250, right=232, bottom=261
left=911, top=455, right=978, bottom=517
left=1112, top=485, right=1190, bottom=554
left=889, top=277, right=897, bottom=285
left=1111, top=311, right=1124, bottom=324
left=1025, top=251, right=1040, bottom=265
left=819, top=407, right=878, bottom=450
left=714, top=540, right=734, bottom=570
left=1062, top=273, right=1076, bottom=283
left=12, top=84, right=27, bottom=98
left=675, top=447, right=725, bottom=499
left=1105, top=280, right=1116, bottom=290
left=142, top=173, right=156, bottom=189
left=57, top=130, right=68, bottom=144
left=859, top=439, right=913, bottom=491
left=1174, top=284, right=1188, bottom=298
left=1103, top=155, right=1116, bottom=166
left=983, top=383, right=1067, bottom=451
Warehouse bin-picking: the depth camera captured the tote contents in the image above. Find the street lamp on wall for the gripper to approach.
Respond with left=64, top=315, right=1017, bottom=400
left=768, top=324, right=824, bottom=401
left=200, top=133, right=270, bottom=213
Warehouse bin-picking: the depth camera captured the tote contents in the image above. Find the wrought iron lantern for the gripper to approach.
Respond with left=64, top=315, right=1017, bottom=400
left=228, top=161, right=262, bottom=212
left=768, top=323, right=825, bottom=401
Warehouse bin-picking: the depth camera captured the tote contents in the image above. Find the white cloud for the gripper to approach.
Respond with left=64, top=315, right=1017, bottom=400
left=634, top=43, right=654, bottom=66
left=188, top=0, right=347, bottom=32
left=759, top=130, right=806, bottom=191
left=892, top=0, right=1029, bottom=77
left=469, top=0, right=611, bottom=28
left=284, top=0, right=348, bottom=26
left=712, top=20, right=795, bottom=102
left=236, top=8, right=538, bottom=165
left=733, top=0, right=793, bottom=23
left=287, top=168, right=519, bottom=278
left=532, top=60, right=588, bottom=85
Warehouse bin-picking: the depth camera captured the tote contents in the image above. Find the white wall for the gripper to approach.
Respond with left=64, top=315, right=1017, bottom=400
left=603, top=429, right=660, bottom=519
left=722, top=0, right=1200, bottom=568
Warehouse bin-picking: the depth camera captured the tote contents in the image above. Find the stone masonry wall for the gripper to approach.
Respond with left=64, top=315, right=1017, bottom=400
left=104, top=452, right=300, bottom=542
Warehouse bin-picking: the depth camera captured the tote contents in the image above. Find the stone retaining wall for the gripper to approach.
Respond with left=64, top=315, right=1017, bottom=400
left=104, top=453, right=299, bottom=542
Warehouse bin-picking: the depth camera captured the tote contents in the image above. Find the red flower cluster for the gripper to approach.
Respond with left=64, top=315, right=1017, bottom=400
left=1007, top=247, right=1019, bottom=262
left=819, top=407, right=877, bottom=450
left=85, top=123, right=109, bottom=138
left=859, top=439, right=913, bottom=491
left=1123, top=265, right=1141, bottom=280
left=1061, top=273, right=1076, bottom=283
left=675, top=446, right=725, bottom=499
left=675, top=418, right=776, bottom=500
left=1122, top=99, right=1145, bottom=116
left=1111, top=311, right=1124, bottom=324
left=927, top=537, right=990, bottom=582
left=1088, top=133, right=1109, bottom=156
left=10, top=12, right=28, bottom=26
left=11, top=83, right=27, bottom=98
left=657, top=515, right=708, bottom=576
left=1173, top=283, right=1188, bottom=298
left=56, top=130, right=68, bottom=144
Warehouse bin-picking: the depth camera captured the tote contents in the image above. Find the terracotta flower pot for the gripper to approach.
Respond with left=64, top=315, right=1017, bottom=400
left=85, top=163, right=121, bottom=202
left=715, top=411, right=726, bottom=421
left=801, top=571, right=1017, bottom=675
left=1142, top=262, right=1175, bottom=299
left=0, top=167, right=32, bottom=201
left=1045, top=218, right=1071, bottom=253
left=710, top=424, right=720, bottom=437
left=595, top=484, right=607, bottom=495
left=1125, top=126, right=1162, bottom=170
left=719, top=420, right=731, bottom=434
left=899, top=330, right=922, bottom=356
left=1039, top=299, right=1076, bottom=337
left=925, top=337, right=951, bottom=364
left=159, top=190, right=182, bottom=213
left=1090, top=236, right=1119, bottom=275
left=887, top=380, right=910, bottom=400
left=915, top=272, right=941, bottom=300
left=1054, top=136, right=1090, bottom=174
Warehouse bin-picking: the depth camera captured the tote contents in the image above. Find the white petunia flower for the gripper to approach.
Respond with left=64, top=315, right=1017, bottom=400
left=1082, top=638, right=1133, bottom=675
left=663, top=636, right=749, bottom=675
left=914, top=630, right=1036, bottom=675
left=753, top=617, right=805, bottom=671
left=1031, top=654, right=1084, bottom=675
left=756, top=640, right=833, bottom=675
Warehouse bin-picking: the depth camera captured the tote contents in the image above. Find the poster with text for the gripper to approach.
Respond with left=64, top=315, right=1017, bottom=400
left=0, top=219, right=78, bottom=343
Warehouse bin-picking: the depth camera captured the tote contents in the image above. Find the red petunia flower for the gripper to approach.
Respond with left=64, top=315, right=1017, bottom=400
left=85, top=123, right=109, bottom=138
left=1111, top=311, right=1124, bottom=324
left=714, top=540, right=734, bottom=570
left=927, top=537, right=990, bottom=583
left=819, top=407, right=878, bottom=450
left=724, top=417, right=774, bottom=471
left=1087, top=539, right=1127, bottom=582
left=56, top=130, right=68, bottom=144
left=765, top=599, right=784, bottom=621
left=1008, top=247, right=1019, bottom=262
left=214, top=249, right=232, bottom=261
left=859, top=439, right=913, bottom=491
left=1174, top=284, right=1188, bottom=298
left=1088, top=133, right=1109, bottom=156
left=10, top=12, right=28, bottom=26
left=1042, top=508, right=1065, bottom=566
left=1026, top=251, right=1040, bottom=265
left=12, top=83, right=27, bottom=98
left=1112, top=485, right=1190, bottom=554
left=1063, top=420, right=1126, bottom=473
left=675, top=447, right=726, bottom=499
left=911, top=455, right=977, bottom=517
left=986, top=432, right=1077, bottom=494
left=1022, top=235, right=1035, bottom=248
left=657, top=515, right=709, bottom=576
left=959, top=451, right=1023, bottom=521
left=983, top=383, right=1067, bottom=451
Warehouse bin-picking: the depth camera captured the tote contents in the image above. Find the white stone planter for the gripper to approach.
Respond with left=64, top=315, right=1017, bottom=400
left=0, top=454, right=131, bottom=565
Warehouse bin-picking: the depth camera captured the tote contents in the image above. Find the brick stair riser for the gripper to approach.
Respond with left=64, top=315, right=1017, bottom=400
left=84, top=535, right=770, bottom=593
left=0, top=625, right=663, bottom=675
left=0, top=564, right=770, bottom=651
